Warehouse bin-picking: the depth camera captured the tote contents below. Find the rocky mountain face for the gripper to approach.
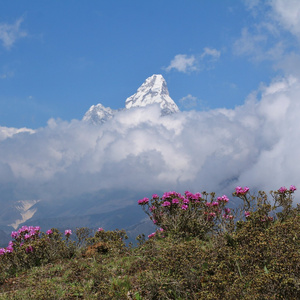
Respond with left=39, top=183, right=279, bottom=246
left=83, top=74, right=179, bottom=124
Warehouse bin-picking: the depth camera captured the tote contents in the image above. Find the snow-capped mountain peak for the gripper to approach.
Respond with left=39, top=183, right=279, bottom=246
left=83, top=74, right=179, bottom=124
left=125, top=74, right=179, bottom=115
left=82, top=103, right=115, bottom=124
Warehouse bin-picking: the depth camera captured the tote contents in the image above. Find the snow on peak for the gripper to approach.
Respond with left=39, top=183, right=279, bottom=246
left=82, top=103, right=115, bottom=124
left=125, top=74, right=179, bottom=115
left=83, top=74, right=179, bottom=124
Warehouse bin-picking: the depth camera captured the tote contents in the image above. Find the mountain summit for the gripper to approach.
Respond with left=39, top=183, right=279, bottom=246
left=83, top=74, right=179, bottom=124
left=125, top=74, right=179, bottom=115
left=82, top=103, right=115, bottom=125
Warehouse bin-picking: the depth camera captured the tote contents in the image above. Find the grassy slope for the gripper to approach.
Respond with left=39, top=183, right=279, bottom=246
left=0, top=213, right=299, bottom=300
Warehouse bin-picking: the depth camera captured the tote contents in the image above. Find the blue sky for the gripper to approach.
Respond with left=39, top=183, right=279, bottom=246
left=1, top=0, right=300, bottom=227
left=0, top=0, right=291, bottom=128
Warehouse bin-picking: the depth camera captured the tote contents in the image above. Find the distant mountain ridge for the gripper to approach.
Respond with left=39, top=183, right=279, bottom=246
left=83, top=74, right=179, bottom=124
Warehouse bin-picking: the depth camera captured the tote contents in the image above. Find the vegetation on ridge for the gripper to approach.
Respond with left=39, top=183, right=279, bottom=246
left=0, top=186, right=299, bottom=299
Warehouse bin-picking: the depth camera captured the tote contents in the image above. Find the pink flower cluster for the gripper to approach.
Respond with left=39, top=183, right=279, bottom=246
left=160, top=191, right=203, bottom=212
left=139, top=190, right=233, bottom=237
left=278, top=185, right=297, bottom=193
left=222, top=207, right=233, bottom=220
left=138, top=197, right=149, bottom=205
left=0, top=241, right=14, bottom=255
left=0, top=225, right=41, bottom=256
left=235, top=186, right=249, bottom=196
left=0, top=226, right=71, bottom=256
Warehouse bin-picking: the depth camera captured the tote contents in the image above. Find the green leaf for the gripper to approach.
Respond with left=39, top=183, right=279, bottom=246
left=264, top=265, right=269, bottom=274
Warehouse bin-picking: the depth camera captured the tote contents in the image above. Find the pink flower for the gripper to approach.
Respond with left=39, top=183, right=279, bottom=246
left=289, top=185, right=297, bottom=192
left=24, top=233, right=31, bottom=240
left=149, top=206, right=156, bottom=212
left=212, top=201, right=219, bottom=206
left=46, top=229, right=53, bottom=235
left=152, top=194, right=159, bottom=199
left=97, top=227, right=104, bottom=232
left=278, top=186, right=287, bottom=193
left=185, top=191, right=201, bottom=201
left=217, top=195, right=229, bottom=202
left=244, top=211, right=251, bottom=218
left=183, top=198, right=190, bottom=204
left=148, top=232, right=156, bottom=239
left=224, top=208, right=231, bottom=214
left=181, top=204, right=188, bottom=210
left=6, top=245, right=13, bottom=253
left=64, top=229, right=72, bottom=236
left=162, top=201, right=171, bottom=207
left=235, top=186, right=249, bottom=196
left=138, top=197, right=149, bottom=205
left=172, top=198, right=179, bottom=204
left=11, top=231, right=18, bottom=239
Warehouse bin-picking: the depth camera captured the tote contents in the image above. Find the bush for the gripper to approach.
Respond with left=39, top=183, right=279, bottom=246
left=138, top=190, right=234, bottom=239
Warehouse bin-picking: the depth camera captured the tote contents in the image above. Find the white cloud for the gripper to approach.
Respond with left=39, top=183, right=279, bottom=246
left=165, top=54, right=197, bottom=73
left=201, top=47, right=221, bottom=60
left=165, top=48, right=221, bottom=73
left=0, top=17, right=27, bottom=50
left=1, top=74, right=300, bottom=222
left=235, top=1, right=300, bottom=64
left=270, top=0, right=300, bottom=38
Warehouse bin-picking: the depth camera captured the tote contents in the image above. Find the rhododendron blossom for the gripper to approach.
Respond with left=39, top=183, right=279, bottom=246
left=162, top=201, right=171, bottom=207
left=278, top=186, right=287, bottom=193
left=138, top=197, right=149, bottom=205
left=148, top=232, right=156, bottom=239
left=217, top=195, right=229, bottom=202
left=11, top=231, right=18, bottom=238
left=64, top=229, right=72, bottom=236
left=235, top=186, right=249, bottom=196
left=181, top=204, right=188, bottom=210
left=244, top=211, right=251, bottom=218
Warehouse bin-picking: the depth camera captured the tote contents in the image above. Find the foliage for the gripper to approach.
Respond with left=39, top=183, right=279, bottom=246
left=138, top=190, right=234, bottom=239
left=0, top=185, right=299, bottom=299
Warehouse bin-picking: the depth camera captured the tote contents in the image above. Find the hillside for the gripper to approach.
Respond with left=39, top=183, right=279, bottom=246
left=0, top=187, right=299, bottom=299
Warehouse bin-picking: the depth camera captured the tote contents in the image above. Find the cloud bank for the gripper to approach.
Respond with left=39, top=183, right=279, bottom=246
left=1, top=74, right=300, bottom=220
